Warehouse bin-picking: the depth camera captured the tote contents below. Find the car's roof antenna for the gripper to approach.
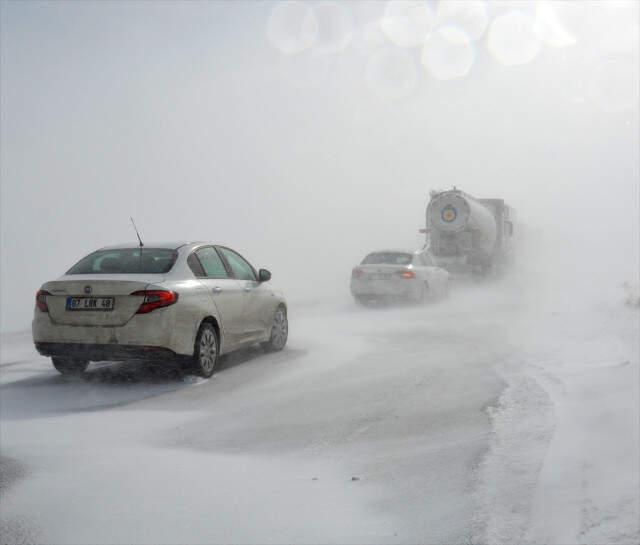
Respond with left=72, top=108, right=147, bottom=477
left=130, top=217, right=144, bottom=248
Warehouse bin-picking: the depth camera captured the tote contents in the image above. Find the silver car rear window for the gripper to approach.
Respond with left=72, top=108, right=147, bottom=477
left=66, top=248, right=178, bottom=274
left=361, top=253, right=413, bottom=265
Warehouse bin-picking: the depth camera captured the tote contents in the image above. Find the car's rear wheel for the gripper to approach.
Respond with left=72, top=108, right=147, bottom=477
left=262, top=306, right=288, bottom=352
left=51, top=357, right=89, bottom=376
left=191, top=323, right=218, bottom=378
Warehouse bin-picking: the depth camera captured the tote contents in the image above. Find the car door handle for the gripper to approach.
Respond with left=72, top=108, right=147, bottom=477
left=212, top=287, right=222, bottom=294
left=244, top=286, right=252, bottom=292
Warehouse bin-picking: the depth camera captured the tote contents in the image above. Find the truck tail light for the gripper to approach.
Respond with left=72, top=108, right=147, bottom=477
left=35, top=290, right=51, bottom=312
left=396, top=270, right=415, bottom=279
left=131, top=290, right=179, bottom=314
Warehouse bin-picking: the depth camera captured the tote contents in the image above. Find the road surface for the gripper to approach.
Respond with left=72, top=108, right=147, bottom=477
left=1, top=280, right=637, bottom=544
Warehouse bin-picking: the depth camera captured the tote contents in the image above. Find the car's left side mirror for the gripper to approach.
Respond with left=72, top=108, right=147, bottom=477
left=258, top=269, right=271, bottom=282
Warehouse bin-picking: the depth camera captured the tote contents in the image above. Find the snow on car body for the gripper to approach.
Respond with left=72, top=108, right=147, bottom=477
left=32, top=241, right=288, bottom=377
left=350, top=249, right=450, bottom=305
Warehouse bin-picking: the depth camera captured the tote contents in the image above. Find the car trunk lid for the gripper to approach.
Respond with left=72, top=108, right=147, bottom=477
left=43, top=275, right=165, bottom=327
left=355, top=264, right=411, bottom=281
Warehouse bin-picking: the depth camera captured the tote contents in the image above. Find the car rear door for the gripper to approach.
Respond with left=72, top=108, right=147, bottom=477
left=217, top=246, right=273, bottom=342
left=189, top=247, right=245, bottom=347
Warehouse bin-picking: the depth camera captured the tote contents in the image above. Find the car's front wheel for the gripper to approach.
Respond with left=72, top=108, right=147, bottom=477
left=51, top=357, right=89, bottom=376
left=262, top=306, right=288, bottom=352
left=191, top=323, right=218, bottom=378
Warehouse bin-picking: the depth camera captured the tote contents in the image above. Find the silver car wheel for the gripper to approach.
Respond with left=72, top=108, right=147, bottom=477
left=198, top=328, right=217, bottom=374
left=270, top=308, right=288, bottom=351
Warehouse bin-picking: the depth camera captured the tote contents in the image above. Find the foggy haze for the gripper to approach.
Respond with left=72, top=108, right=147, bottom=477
left=1, top=3, right=639, bottom=543
left=1, top=0, right=637, bottom=332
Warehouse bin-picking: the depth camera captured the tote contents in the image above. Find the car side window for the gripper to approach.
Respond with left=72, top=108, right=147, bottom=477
left=218, top=247, right=257, bottom=281
left=187, top=253, right=206, bottom=278
left=195, top=247, right=229, bottom=279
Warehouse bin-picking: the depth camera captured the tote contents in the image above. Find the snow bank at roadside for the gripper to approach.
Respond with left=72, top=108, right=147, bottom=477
left=472, top=362, right=555, bottom=544
left=475, top=294, right=639, bottom=545
left=527, top=355, right=638, bottom=545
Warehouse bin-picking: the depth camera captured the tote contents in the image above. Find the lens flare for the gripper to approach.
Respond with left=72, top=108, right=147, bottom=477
left=534, top=1, right=577, bottom=48
left=488, top=11, right=542, bottom=66
left=380, top=0, right=436, bottom=48
left=422, top=26, right=475, bottom=81
left=266, top=1, right=318, bottom=55
left=311, top=2, right=353, bottom=54
left=436, top=0, right=488, bottom=41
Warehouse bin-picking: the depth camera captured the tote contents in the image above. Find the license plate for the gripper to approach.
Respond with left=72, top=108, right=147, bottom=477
left=66, top=296, right=115, bottom=311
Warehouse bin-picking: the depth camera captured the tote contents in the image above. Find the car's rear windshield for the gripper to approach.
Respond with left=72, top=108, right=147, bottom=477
left=361, top=252, right=413, bottom=265
left=67, top=248, right=178, bottom=275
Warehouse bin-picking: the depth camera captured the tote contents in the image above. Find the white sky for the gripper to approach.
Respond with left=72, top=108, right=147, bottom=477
left=1, top=0, right=638, bottom=332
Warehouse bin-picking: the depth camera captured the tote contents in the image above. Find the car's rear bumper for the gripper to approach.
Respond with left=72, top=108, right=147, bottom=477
left=35, top=342, right=179, bottom=362
left=350, top=279, right=420, bottom=299
left=31, top=307, right=196, bottom=357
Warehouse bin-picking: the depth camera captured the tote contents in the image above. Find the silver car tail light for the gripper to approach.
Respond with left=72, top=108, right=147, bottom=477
left=130, top=290, right=179, bottom=314
left=35, top=290, right=51, bottom=312
left=395, top=270, right=416, bottom=279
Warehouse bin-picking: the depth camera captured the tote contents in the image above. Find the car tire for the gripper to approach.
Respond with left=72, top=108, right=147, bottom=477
left=191, top=323, right=218, bottom=378
left=51, top=357, right=89, bottom=376
left=262, top=306, right=288, bottom=352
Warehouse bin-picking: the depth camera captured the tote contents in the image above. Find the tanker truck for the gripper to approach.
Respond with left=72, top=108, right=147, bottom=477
left=424, top=188, right=515, bottom=275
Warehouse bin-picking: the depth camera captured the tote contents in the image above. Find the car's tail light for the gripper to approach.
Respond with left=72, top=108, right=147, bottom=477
left=396, top=270, right=415, bottom=279
left=131, top=290, right=179, bottom=314
left=352, top=268, right=365, bottom=278
left=35, top=290, right=51, bottom=312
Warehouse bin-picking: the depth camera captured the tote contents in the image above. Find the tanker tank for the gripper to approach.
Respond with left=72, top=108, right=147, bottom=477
left=425, top=189, right=514, bottom=274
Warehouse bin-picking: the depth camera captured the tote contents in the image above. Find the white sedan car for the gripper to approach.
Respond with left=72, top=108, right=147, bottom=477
left=350, top=249, right=450, bottom=305
left=33, top=242, right=288, bottom=378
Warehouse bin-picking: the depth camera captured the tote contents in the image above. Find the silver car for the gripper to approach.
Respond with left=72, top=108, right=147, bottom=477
left=32, top=242, right=288, bottom=378
left=350, top=249, right=450, bottom=305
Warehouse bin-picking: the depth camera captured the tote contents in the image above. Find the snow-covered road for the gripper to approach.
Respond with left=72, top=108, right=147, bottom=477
left=1, top=281, right=638, bottom=544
